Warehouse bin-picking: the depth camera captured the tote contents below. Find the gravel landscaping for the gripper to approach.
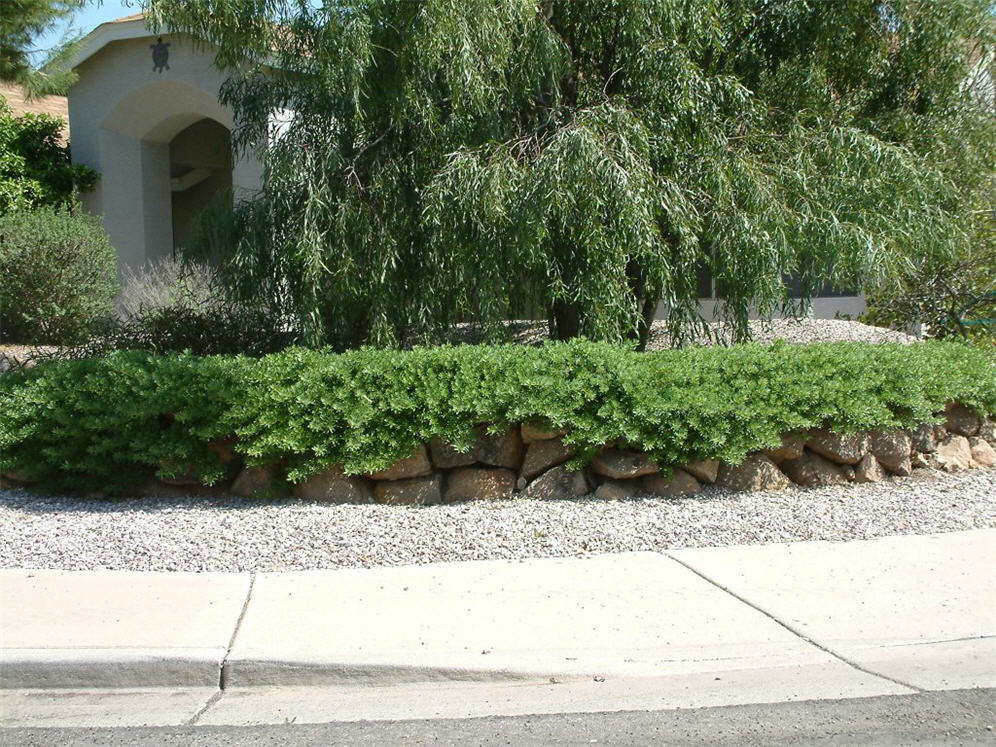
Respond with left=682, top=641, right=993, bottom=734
left=2, top=467, right=992, bottom=572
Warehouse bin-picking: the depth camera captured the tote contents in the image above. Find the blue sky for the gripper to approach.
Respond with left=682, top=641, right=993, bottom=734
left=32, top=1, right=137, bottom=64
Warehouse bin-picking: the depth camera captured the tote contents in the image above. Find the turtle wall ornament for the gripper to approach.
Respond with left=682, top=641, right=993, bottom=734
left=151, top=38, right=170, bottom=73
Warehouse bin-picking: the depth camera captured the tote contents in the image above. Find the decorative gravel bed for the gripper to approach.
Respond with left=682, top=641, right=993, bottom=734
left=2, top=468, right=992, bottom=572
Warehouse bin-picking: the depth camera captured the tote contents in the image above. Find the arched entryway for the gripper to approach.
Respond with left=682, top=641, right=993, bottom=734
left=168, top=118, right=232, bottom=252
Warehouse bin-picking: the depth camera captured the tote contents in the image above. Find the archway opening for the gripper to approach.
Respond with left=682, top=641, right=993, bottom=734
left=168, top=118, right=232, bottom=252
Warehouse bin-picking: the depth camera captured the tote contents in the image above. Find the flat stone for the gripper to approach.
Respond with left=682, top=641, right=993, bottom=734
left=293, top=466, right=373, bottom=503
left=522, top=465, right=588, bottom=500
left=641, top=469, right=701, bottom=496
left=780, top=451, right=849, bottom=488
left=590, top=448, right=659, bottom=479
left=763, top=434, right=806, bottom=464
left=231, top=466, right=275, bottom=498
left=869, top=429, right=913, bottom=476
left=443, top=467, right=516, bottom=503
left=969, top=437, right=996, bottom=468
left=806, top=429, right=869, bottom=465
left=373, top=474, right=442, bottom=505
left=716, top=454, right=791, bottom=492
left=944, top=403, right=981, bottom=437
left=854, top=454, right=886, bottom=484
left=684, top=459, right=720, bottom=484
left=520, top=439, right=573, bottom=481
left=933, top=434, right=975, bottom=473
left=368, top=445, right=432, bottom=480
left=594, top=479, right=639, bottom=500
left=520, top=423, right=567, bottom=443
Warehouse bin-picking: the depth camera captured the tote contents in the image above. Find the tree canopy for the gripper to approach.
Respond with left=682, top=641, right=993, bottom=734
left=1, top=0, right=83, bottom=96
left=147, top=0, right=996, bottom=349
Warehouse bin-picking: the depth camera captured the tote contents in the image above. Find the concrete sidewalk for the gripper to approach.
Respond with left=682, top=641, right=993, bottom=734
left=2, top=529, right=994, bottom=726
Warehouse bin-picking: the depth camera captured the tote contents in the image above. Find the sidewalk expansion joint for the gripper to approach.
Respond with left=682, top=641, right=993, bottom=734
left=663, top=552, right=926, bottom=695
left=186, top=571, right=257, bottom=725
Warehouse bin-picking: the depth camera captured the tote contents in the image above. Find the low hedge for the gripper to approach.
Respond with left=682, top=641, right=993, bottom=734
left=1, top=340, right=993, bottom=493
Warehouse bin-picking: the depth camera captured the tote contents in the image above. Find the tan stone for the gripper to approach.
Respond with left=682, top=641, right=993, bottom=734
left=231, top=466, right=275, bottom=498
left=521, top=423, right=567, bottom=443
left=427, top=437, right=477, bottom=469
left=443, top=467, right=516, bottom=503
left=977, top=418, right=995, bottom=446
left=763, top=434, right=806, bottom=464
left=684, top=459, right=720, bottom=484
left=373, top=474, right=442, bottom=505
left=806, top=429, right=869, bottom=465
left=944, top=403, right=981, bottom=438
left=854, top=454, right=886, bottom=484
left=969, top=437, right=996, bottom=468
left=716, top=454, right=791, bottom=492
left=368, top=445, right=433, bottom=480
left=911, top=452, right=935, bottom=470
left=640, top=469, right=701, bottom=497
left=840, top=465, right=856, bottom=482
left=522, top=465, right=589, bottom=500
left=781, top=451, right=849, bottom=488
left=869, top=429, right=913, bottom=476
left=429, top=426, right=523, bottom=470
left=590, top=448, right=658, bottom=480
left=594, top=479, right=639, bottom=500
left=520, top=439, right=574, bottom=481
left=933, top=434, right=975, bottom=473
left=293, top=466, right=373, bottom=503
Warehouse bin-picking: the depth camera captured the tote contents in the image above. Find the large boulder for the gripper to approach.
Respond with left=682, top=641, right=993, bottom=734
left=522, top=465, right=589, bottom=500
left=521, top=423, right=567, bottom=444
left=978, top=417, right=995, bottom=445
left=869, top=429, right=913, bottom=476
left=374, top=474, right=442, bottom=505
left=854, top=454, right=886, bottom=484
left=520, top=438, right=574, bottom=481
left=908, top=423, right=942, bottom=454
left=684, top=459, right=720, bottom=484
left=594, top=479, right=639, bottom=500
left=443, top=467, right=516, bottom=503
left=427, top=437, right=477, bottom=469
left=431, top=426, right=524, bottom=470
left=368, top=445, right=433, bottom=480
left=716, top=454, right=791, bottom=492
left=780, top=451, right=849, bottom=487
left=294, top=466, right=373, bottom=503
left=231, top=465, right=275, bottom=498
left=944, top=403, right=981, bottom=438
left=933, top=434, right=975, bottom=472
left=641, top=469, right=701, bottom=497
left=590, top=448, right=659, bottom=479
left=969, top=437, right=996, bottom=468
left=763, top=434, right=807, bottom=464
left=806, top=429, right=869, bottom=465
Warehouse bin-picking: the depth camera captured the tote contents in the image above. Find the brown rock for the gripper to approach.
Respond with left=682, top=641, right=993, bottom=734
left=520, top=439, right=574, bottom=481
left=427, top=437, right=477, bottom=469
left=933, top=434, right=975, bottom=472
left=590, top=448, right=658, bottom=479
left=977, top=418, right=995, bottom=446
left=430, top=426, right=524, bottom=470
left=908, top=423, right=940, bottom=454
left=208, top=438, right=238, bottom=464
left=231, top=466, right=274, bottom=498
left=763, top=434, right=807, bottom=464
left=781, top=451, right=849, bottom=487
left=969, top=437, right=996, bottom=468
left=841, top=465, right=856, bottom=482
left=869, top=429, right=913, bottom=476
left=944, top=403, right=981, bottom=437
left=368, top=445, right=433, bottom=480
left=294, top=466, right=373, bottom=503
left=374, top=474, right=442, bottom=505
left=806, top=429, right=869, bottom=465
left=522, top=465, right=589, bottom=500
left=854, top=454, right=886, bottom=484
left=521, top=423, right=567, bottom=443
left=911, top=452, right=936, bottom=470
left=594, top=479, right=639, bottom=500
left=641, top=469, right=701, bottom=496
left=717, top=454, right=792, bottom=492
left=444, top=467, right=516, bottom=503
left=684, top=459, right=720, bottom=484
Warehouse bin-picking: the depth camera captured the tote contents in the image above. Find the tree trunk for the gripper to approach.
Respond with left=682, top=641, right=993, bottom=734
left=551, top=299, right=581, bottom=340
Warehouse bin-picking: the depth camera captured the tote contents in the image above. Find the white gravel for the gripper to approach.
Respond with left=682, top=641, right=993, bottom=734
left=2, top=468, right=992, bottom=572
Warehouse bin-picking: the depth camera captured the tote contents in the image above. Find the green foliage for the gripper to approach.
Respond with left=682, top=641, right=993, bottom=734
left=0, top=98, right=98, bottom=211
left=1, top=0, right=82, bottom=95
left=0, top=204, right=118, bottom=344
left=2, top=341, right=993, bottom=492
left=147, top=0, right=995, bottom=349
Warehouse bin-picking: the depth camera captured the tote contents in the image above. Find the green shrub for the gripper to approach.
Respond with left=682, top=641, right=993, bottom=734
left=0, top=205, right=118, bottom=345
left=1, top=341, right=993, bottom=493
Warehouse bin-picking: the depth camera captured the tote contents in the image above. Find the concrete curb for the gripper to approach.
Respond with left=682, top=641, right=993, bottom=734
left=0, top=649, right=226, bottom=689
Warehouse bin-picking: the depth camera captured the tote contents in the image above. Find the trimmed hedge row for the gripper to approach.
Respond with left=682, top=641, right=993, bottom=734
left=1, top=340, right=994, bottom=493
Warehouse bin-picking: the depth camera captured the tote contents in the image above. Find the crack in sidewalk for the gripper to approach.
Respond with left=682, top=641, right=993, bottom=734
left=186, top=572, right=257, bottom=725
left=663, top=552, right=926, bottom=695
